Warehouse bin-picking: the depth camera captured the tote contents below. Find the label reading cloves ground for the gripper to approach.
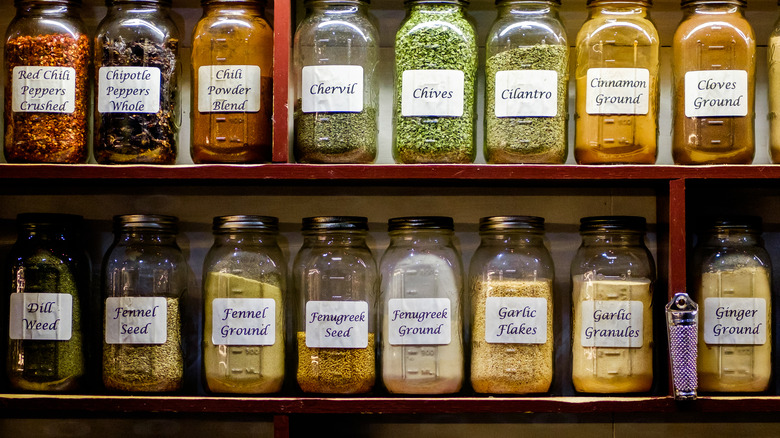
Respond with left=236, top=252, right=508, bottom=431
left=12, top=66, right=76, bottom=113
left=198, top=65, right=261, bottom=113
left=401, top=69, right=464, bottom=117
left=98, top=66, right=161, bottom=113
left=585, top=68, right=650, bottom=115
left=685, top=70, right=748, bottom=117
left=9, top=293, right=73, bottom=341
left=494, top=70, right=558, bottom=117
left=302, top=65, right=364, bottom=113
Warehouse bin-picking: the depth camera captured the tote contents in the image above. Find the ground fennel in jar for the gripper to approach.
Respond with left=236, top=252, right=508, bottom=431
left=297, top=331, right=375, bottom=394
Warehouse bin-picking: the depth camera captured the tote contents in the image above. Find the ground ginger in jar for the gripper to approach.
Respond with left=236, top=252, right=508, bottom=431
left=769, top=8, right=780, bottom=163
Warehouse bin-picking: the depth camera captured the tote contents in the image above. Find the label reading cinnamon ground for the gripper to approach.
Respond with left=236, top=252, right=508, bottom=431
left=585, top=68, right=650, bottom=115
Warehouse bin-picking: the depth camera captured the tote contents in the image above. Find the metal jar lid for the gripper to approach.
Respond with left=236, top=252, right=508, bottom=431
left=302, top=216, right=368, bottom=231
left=114, top=214, right=178, bottom=233
left=579, top=215, right=647, bottom=232
left=388, top=216, right=454, bottom=231
left=701, top=215, right=761, bottom=234
left=479, top=215, right=544, bottom=232
left=213, top=215, right=278, bottom=232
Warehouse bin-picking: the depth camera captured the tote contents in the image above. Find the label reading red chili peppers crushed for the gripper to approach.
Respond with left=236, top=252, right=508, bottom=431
left=12, top=66, right=76, bottom=113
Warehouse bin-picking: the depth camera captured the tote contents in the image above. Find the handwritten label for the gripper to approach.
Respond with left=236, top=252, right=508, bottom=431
left=98, top=66, right=160, bottom=113
left=9, top=293, right=72, bottom=341
left=685, top=70, right=748, bottom=117
left=388, top=298, right=451, bottom=345
left=305, top=300, right=368, bottom=348
left=211, top=298, right=275, bottom=346
left=301, top=65, right=363, bottom=113
left=585, top=68, right=650, bottom=115
left=401, top=69, right=464, bottom=117
left=484, top=297, right=547, bottom=344
left=198, top=65, right=261, bottom=113
left=494, top=70, right=558, bottom=117
left=12, top=66, right=76, bottom=113
left=105, top=297, right=167, bottom=344
left=703, top=297, right=766, bottom=345
left=580, top=300, right=643, bottom=348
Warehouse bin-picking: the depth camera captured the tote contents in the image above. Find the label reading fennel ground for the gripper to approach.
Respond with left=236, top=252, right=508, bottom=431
left=211, top=298, right=276, bottom=345
left=305, top=300, right=368, bottom=348
left=484, top=296, right=547, bottom=344
left=12, top=66, right=76, bottom=113
left=703, top=297, right=766, bottom=345
left=388, top=298, right=451, bottom=345
left=198, top=65, right=261, bottom=113
left=301, top=65, right=363, bottom=113
left=580, top=300, right=643, bottom=348
left=684, top=70, right=748, bottom=117
left=401, top=69, right=464, bottom=117
left=105, top=296, right=167, bottom=344
left=9, top=293, right=72, bottom=340
left=494, top=70, right=558, bottom=117
left=586, top=68, right=650, bottom=115
left=98, top=66, right=161, bottom=113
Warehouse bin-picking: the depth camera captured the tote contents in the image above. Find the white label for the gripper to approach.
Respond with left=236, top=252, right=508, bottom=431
left=198, top=65, right=261, bottom=113
left=12, top=66, right=76, bottom=113
left=703, top=297, right=766, bottom=345
left=211, top=298, right=276, bottom=346
left=494, top=70, right=558, bottom=117
left=585, top=68, right=650, bottom=115
left=9, top=293, right=72, bottom=341
left=684, top=70, right=748, bottom=117
left=484, top=297, right=547, bottom=344
left=301, top=65, right=363, bottom=113
left=305, top=300, right=368, bottom=348
left=401, top=69, right=464, bottom=117
left=105, top=297, right=167, bottom=345
left=580, top=300, right=644, bottom=348
left=97, top=67, right=160, bottom=113
left=387, top=298, right=451, bottom=345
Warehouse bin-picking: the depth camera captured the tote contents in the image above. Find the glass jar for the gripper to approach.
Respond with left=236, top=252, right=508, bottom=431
left=94, top=0, right=181, bottom=164
left=101, top=215, right=187, bottom=392
left=4, top=0, right=89, bottom=163
left=6, top=214, right=89, bottom=392
left=293, top=216, right=377, bottom=394
left=570, top=216, right=655, bottom=393
left=693, top=217, right=772, bottom=393
left=469, top=216, right=554, bottom=394
left=293, top=0, right=379, bottom=163
left=191, top=0, right=273, bottom=163
left=770, top=6, right=780, bottom=163
left=485, top=0, right=568, bottom=164
left=202, top=215, right=285, bottom=394
left=672, top=0, right=755, bottom=164
left=574, top=0, right=660, bottom=164
left=393, top=0, right=477, bottom=163
left=379, top=217, right=464, bottom=394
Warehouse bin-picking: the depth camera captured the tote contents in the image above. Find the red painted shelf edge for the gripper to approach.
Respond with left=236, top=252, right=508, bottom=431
left=272, top=0, right=291, bottom=162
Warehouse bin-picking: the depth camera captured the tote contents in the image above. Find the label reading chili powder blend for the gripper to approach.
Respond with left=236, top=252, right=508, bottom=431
left=12, top=66, right=76, bottom=113
left=198, top=65, right=261, bottom=113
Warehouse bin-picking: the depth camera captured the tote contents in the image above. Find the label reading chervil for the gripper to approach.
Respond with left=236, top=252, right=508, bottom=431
left=305, top=300, right=368, bottom=348
left=401, top=69, right=464, bottom=117
left=9, top=293, right=72, bottom=341
left=105, top=296, right=167, bottom=345
left=98, top=66, right=160, bottom=113
left=301, top=65, right=363, bottom=113
left=684, top=70, right=748, bottom=117
left=12, top=66, right=76, bottom=113
left=484, top=297, right=547, bottom=344
left=703, top=297, right=766, bottom=345
left=586, top=68, right=650, bottom=115
left=198, top=65, right=261, bottom=113
left=388, top=298, right=451, bottom=345
left=580, top=300, right=643, bottom=348
left=212, top=298, right=276, bottom=346
left=494, top=70, right=558, bottom=117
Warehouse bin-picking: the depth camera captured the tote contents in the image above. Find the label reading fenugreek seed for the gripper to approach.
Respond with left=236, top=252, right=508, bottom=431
left=211, top=298, right=276, bottom=346
left=387, top=298, right=451, bottom=345
left=198, top=65, right=262, bottom=113
left=484, top=297, right=547, bottom=344
left=305, top=300, right=368, bottom=349
left=97, top=66, right=161, bottom=113
left=585, top=68, right=650, bottom=115
left=703, top=297, right=766, bottom=345
left=580, top=300, right=644, bottom=348
left=301, top=65, right=364, bottom=113
left=105, top=296, right=167, bottom=344
left=401, top=69, right=464, bottom=117
left=9, top=293, right=73, bottom=341
left=12, top=66, right=76, bottom=113
left=684, top=70, right=748, bottom=117
left=494, top=70, right=558, bottom=117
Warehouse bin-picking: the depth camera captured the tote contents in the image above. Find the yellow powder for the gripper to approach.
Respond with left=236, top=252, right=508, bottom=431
left=297, top=331, right=375, bottom=394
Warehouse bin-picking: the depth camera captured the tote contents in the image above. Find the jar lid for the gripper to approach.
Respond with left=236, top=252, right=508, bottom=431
left=202, top=0, right=265, bottom=5
left=479, top=215, right=544, bottom=231
left=15, top=0, right=81, bottom=5
left=106, top=0, right=172, bottom=6
left=404, top=0, right=469, bottom=5
left=213, top=215, right=278, bottom=232
left=701, top=216, right=762, bottom=233
left=115, top=214, right=178, bottom=233
left=388, top=216, right=454, bottom=231
left=579, top=216, right=646, bottom=232
left=495, top=0, right=560, bottom=5
left=586, top=0, right=652, bottom=6
left=302, top=216, right=368, bottom=231
left=17, top=213, right=83, bottom=232
left=680, top=0, right=745, bottom=6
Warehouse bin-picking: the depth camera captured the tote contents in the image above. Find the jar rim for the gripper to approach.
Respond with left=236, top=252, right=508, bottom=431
left=405, top=0, right=469, bottom=6
left=304, top=0, right=368, bottom=4
left=586, top=0, right=652, bottom=7
left=213, top=215, right=278, bottom=232
left=479, top=215, right=544, bottom=231
left=699, top=216, right=761, bottom=234
left=202, top=0, right=264, bottom=4
left=579, top=215, right=646, bottom=232
left=106, top=0, right=172, bottom=6
left=681, top=0, right=745, bottom=6
left=302, top=216, right=368, bottom=231
left=115, top=214, right=178, bottom=233
left=15, top=0, right=81, bottom=6
left=388, top=216, right=454, bottom=231
left=495, top=0, right=561, bottom=6
left=17, top=213, right=83, bottom=233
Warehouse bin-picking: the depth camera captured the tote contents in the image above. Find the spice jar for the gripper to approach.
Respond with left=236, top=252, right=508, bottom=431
left=469, top=216, right=554, bottom=394
left=6, top=214, right=89, bottom=392
left=191, top=0, right=273, bottom=163
left=4, top=0, right=89, bottom=163
left=293, top=0, right=379, bottom=163
left=574, top=0, right=660, bottom=164
left=94, top=0, right=181, bottom=164
left=571, top=216, right=655, bottom=393
left=293, top=216, right=377, bottom=394
left=672, top=0, right=755, bottom=164
left=379, top=217, right=464, bottom=394
left=393, top=0, right=478, bottom=163
left=770, top=6, right=780, bottom=163
left=485, top=0, right=568, bottom=164
left=693, top=217, right=772, bottom=393
left=202, top=215, right=285, bottom=394
left=101, top=215, right=187, bottom=392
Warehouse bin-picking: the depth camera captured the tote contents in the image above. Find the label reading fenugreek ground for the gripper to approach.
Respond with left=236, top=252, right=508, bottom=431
left=388, top=298, right=451, bottom=345
left=9, top=293, right=73, bottom=341
left=198, top=65, right=261, bottom=113
left=305, top=300, right=368, bottom=348
left=12, top=66, right=76, bottom=113
left=98, top=67, right=161, bottom=113
left=580, top=300, right=644, bottom=348
left=494, top=70, right=558, bottom=117
left=484, top=297, right=547, bottom=344
left=401, top=69, right=464, bottom=117
left=685, top=70, right=748, bottom=117
left=586, top=68, right=650, bottom=115
left=302, top=65, right=364, bottom=113
left=211, top=297, right=276, bottom=346
left=105, top=297, right=167, bottom=344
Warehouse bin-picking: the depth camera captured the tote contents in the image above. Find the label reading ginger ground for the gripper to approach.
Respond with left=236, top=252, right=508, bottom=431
left=580, top=300, right=643, bottom=348
left=305, top=300, right=368, bottom=348
left=302, top=65, right=363, bottom=113
left=105, top=297, right=167, bottom=344
left=98, top=66, right=161, bottom=113
left=585, top=68, right=649, bottom=115
left=388, top=298, right=451, bottom=345
left=12, top=66, right=76, bottom=113
left=211, top=298, right=275, bottom=346
left=703, top=297, right=766, bottom=345
left=198, top=65, right=261, bottom=113
left=684, top=70, right=748, bottom=117
left=494, top=70, right=558, bottom=117
left=484, top=297, right=547, bottom=344
left=401, top=69, right=464, bottom=117
left=9, top=293, right=72, bottom=340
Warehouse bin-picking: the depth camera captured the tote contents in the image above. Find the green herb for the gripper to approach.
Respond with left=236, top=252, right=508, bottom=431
left=485, top=44, right=568, bottom=163
left=393, top=3, right=477, bottom=163
left=294, top=102, right=378, bottom=163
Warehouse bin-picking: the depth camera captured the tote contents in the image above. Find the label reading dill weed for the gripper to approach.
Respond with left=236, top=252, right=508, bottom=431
left=198, top=65, right=261, bottom=113
left=9, top=293, right=73, bottom=341
left=585, top=68, right=650, bottom=115
left=12, top=66, right=76, bottom=113
left=580, top=300, right=643, bottom=348
left=305, top=300, right=368, bottom=348
left=211, top=298, right=276, bottom=346
left=684, top=70, right=748, bottom=117
left=388, top=298, right=451, bottom=345
left=97, top=66, right=160, bottom=113
left=703, top=297, right=766, bottom=345
left=301, top=65, right=364, bottom=113
left=484, top=297, right=546, bottom=344
left=105, top=296, right=167, bottom=344
left=494, top=70, right=558, bottom=117
left=401, top=69, right=464, bottom=117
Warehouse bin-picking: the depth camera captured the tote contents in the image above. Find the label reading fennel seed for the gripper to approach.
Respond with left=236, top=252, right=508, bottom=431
left=198, top=65, right=261, bottom=113
left=401, top=69, right=464, bottom=117
left=684, top=70, right=748, bottom=117
left=484, top=297, right=547, bottom=344
left=703, top=297, right=766, bottom=345
left=97, top=67, right=161, bottom=113
left=9, top=293, right=72, bottom=341
left=301, top=65, right=364, bottom=113
left=388, top=298, right=451, bottom=345
left=211, top=298, right=276, bottom=346
left=305, top=300, right=368, bottom=348
left=580, top=300, right=643, bottom=348
left=585, top=68, right=650, bottom=115
left=12, top=66, right=76, bottom=113
left=105, top=296, right=167, bottom=344
left=494, top=70, right=558, bottom=117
